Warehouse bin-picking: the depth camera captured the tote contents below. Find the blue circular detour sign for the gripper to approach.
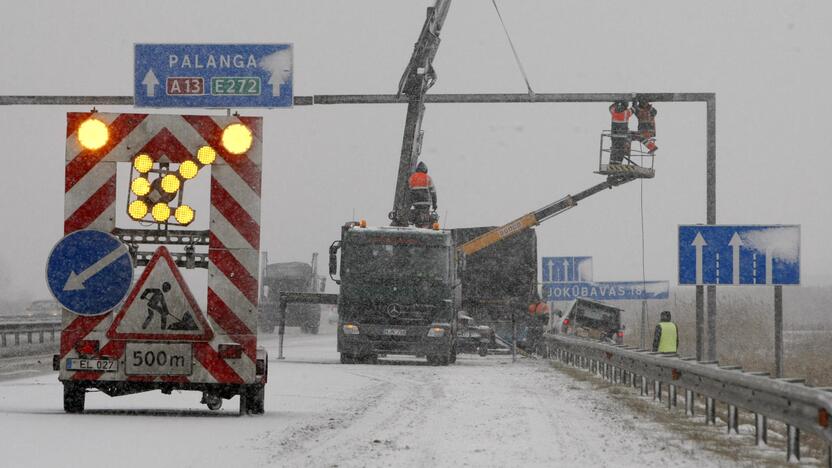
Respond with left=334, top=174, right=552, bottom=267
left=46, top=230, right=134, bottom=316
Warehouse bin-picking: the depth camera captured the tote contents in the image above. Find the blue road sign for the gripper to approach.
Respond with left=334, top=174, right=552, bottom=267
left=542, top=256, right=593, bottom=282
left=543, top=281, right=669, bottom=301
left=678, top=225, right=800, bottom=286
left=134, top=44, right=293, bottom=108
left=46, top=230, right=134, bottom=316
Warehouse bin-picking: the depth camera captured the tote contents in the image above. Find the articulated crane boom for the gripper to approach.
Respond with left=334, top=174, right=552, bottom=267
left=459, top=175, right=639, bottom=256
left=389, top=0, right=452, bottom=226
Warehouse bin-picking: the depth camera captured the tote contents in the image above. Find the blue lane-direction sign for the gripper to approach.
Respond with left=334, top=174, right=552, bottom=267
left=46, top=230, right=134, bottom=316
left=134, top=44, right=293, bottom=108
left=678, top=225, right=800, bottom=286
left=543, top=281, right=669, bottom=301
left=542, top=256, right=593, bottom=282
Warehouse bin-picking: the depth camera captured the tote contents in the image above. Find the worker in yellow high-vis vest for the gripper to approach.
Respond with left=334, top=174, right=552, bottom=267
left=652, top=310, right=678, bottom=353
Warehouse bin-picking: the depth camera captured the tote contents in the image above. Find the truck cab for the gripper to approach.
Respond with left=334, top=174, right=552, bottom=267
left=330, top=222, right=459, bottom=365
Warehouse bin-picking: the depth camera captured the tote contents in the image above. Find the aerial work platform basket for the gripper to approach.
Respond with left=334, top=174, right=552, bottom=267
left=596, top=131, right=655, bottom=179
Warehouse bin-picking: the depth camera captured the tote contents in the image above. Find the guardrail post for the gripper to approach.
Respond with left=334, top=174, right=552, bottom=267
left=1, top=332, right=6, bottom=347
left=668, top=385, right=677, bottom=409
left=38, top=330, right=44, bottom=343
left=640, top=376, right=647, bottom=396
left=685, top=390, right=694, bottom=416
left=50, top=329, right=56, bottom=342
left=787, top=425, right=800, bottom=462
left=706, top=398, right=716, bottom=424
left=653, top=381, right=661, bottom=401
left=14, top=332, right=20, bottom=346
left=727, top=404, right=738, bottom=434
left=754, top=414, right=767, bottom=446
left=27, top=331, right=32, bottom=344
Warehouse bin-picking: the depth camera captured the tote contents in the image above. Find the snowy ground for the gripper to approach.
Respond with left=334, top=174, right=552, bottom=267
left=0, top=323, right=787, bottom=468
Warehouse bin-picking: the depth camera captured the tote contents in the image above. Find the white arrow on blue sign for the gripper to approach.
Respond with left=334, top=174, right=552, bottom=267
left=46, top=230, right=134, bottom=316
left=542, top=256, right=593, bottom=282
left=134, top=43, right=293, bottom=108
left=678, top=225, right=800, bottom=286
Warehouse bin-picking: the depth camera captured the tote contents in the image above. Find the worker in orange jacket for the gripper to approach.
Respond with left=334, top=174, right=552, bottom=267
left=408, top=161, right=437, bottom=228
left=609, top=101, right=633, bottom=165
left=632, top=100, right=658, bottom=153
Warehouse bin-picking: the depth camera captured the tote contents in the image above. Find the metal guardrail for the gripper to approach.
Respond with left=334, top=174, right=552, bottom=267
left=0, top=319, right=62, bottom=348
left=544, top=334, right=832, bottom=465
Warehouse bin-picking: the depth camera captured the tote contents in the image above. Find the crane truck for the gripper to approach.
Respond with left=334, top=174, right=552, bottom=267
left=329, top=0, right=654, bottom=365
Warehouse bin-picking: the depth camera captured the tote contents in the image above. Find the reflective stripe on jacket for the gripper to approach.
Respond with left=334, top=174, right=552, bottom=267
left=655, top=322, right=678, bottom=353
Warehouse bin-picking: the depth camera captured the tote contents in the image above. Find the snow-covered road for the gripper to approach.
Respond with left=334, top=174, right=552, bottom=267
left=0, top=325, right=740, bottom=468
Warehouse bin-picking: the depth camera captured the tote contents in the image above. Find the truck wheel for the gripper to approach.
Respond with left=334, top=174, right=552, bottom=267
left=362, top=354, right=378, bottom=365
left=427, top=355, right=441, bottom=366
left=241, top=385, right=265, bottom=415
left=340, top=353, right=356, bottom=364
left=308, top=325, right=319, bottom=335
left=478, top=345, right=488, bottom=357
left=300, top=324, right=308, bottom=334
left=63, top=383, right=85, bottom=414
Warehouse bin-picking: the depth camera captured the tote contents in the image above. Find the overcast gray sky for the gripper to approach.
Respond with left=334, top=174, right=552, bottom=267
left=1, top=0, right=830, bottom=303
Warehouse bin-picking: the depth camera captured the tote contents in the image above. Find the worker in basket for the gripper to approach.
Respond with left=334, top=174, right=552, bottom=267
left=408, top=161, right=438, bottom=228
left=608, top=101, right=634, bottom=165
left=632, top=100, right=658, bottom=154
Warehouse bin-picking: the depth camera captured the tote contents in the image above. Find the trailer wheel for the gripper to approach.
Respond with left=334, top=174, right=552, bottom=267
left=478, top=345, right=488, bottom=357
left=308, top=325, right=319, bottom=335
left=340, top=353, right=356, bottom=364
left=63, top=383, right=85, bottom=414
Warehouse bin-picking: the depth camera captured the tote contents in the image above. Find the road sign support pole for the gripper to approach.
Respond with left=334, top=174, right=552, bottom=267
left=705, top=96, right=717, bottom=362
left=774, top=285, right=783, bottom=377
left=277, top=300, right=287, bottom=360
left=640, top=300, right=647, bottom=349
left=696, top=286, right=704, bottom=360
left=511, top=310, right=517, bottom=363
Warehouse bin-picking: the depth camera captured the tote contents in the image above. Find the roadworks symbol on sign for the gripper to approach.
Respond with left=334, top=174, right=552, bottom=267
left=108, top=246, right=213, bottom=342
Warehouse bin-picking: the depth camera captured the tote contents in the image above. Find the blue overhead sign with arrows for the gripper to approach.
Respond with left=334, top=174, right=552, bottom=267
left=542, top=256, right=593, bottom=282
left=678, top=225, right=800, bottom=286
left=134, top=43, right=293, bottom=108
left=46, top=230, right=134, bottom=316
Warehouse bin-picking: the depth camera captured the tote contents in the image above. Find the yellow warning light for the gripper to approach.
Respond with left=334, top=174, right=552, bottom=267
left=151, top=203, right=171, bottom=222
left=133, top=154, right=153, bottom=173
left=179, top=160, right=199, bottom=180
left=128, top=200, right=148, bottom=220
left=197, top=145, right=217, bottom=165
left=359, top=219, right=367, bottom=228
left=221, top=123, right=253, bottom=155
left=160, top=174, right=181, bottom=193
left=174, top=205, right=195, bottom=225
left=77, top=118, right=109, bottom=151
left=130, top=177, right=151, bottom=196
left=432, top=222, right=440, bottom=230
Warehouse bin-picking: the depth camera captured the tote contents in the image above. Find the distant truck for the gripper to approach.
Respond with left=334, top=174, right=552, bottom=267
left=450, top=227, right=538, bottom=343
left=260, top=254, right=326, bottom=334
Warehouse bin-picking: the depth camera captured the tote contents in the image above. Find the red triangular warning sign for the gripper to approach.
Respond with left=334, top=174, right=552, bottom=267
left=107, top=246, right=213, bottom=342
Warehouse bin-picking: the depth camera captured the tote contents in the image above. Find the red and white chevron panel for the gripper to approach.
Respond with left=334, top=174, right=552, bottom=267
left=60, top=112, right=262, bottom=386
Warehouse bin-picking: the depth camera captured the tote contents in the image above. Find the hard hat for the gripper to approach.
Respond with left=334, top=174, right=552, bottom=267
left=660, top=310, right=671, bottom=321
left=416, top=161, right=428, bottom=173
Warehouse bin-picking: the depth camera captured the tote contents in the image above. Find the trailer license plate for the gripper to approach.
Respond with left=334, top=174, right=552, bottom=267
left=66, top=358, right=118, bottom=372
left=125, top=342, right=193, bottom=376
left=383, top=328, right=407, bottom=336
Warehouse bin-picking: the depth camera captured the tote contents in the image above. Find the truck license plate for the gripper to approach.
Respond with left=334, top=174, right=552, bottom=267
left=125, top=342, right=193, bottom=376
left=66, top=358, right=118, bottom=372
left=383, top=328, right=407, bottom=336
